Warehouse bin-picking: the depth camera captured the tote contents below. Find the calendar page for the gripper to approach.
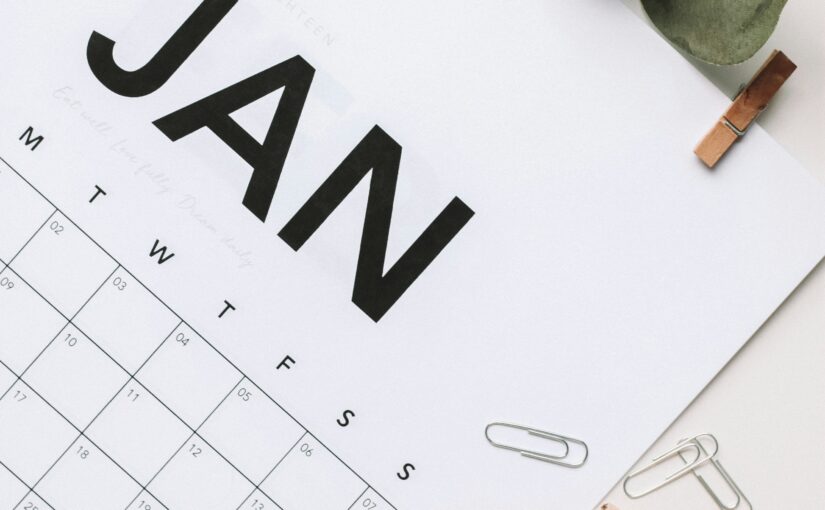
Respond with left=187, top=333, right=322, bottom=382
left=1, top=1, right=825, bottom=509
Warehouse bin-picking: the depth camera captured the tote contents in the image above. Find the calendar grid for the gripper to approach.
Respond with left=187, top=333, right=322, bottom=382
left=0, top=156, right=398, bottom=510
left=16, top=317, right=187, bottom=510
left=2, top=257, right=287, bottom=509
left=1, top=262, right=345, bottom=510
left=0, top=360, right=170, bottom=510
left=1, top=260, right=283, bottom=508
left=1, top=225, right=181, bottom=510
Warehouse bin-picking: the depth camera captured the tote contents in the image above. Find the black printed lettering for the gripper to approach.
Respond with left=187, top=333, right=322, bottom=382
left=19, top=127, right=44, bottom=150
left=154, top=56, right=315, bottom=222
left=279, top=126, right=474, bottom=322
left=149, top=239, right=176, bottom=264
left=86, top=0, right=238, bottom=97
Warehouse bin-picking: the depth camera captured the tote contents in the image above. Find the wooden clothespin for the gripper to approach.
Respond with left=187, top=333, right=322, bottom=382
left=695, top=50, right=796, bottom=168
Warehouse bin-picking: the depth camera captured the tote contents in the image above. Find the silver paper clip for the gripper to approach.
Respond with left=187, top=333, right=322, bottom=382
left=624, top=433, right=751, bottom=509
left=678, top=437, right=752, bottom=510
left=484, top=422, right=588, bottom=468
left=623, top=433, right=719, bottom=498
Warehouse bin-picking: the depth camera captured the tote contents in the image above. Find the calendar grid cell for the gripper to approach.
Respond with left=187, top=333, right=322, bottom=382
left=0, top=260, right=118, bottom=406
left=234, top=432, right=308, bottom=510
left=0, top=208, right=57, bottom=277
left=0, top=322, right=69, bottom=403
left=129, top=377, right=288, bottom=510
left=0, top=155, right=398, bottom=510
left=129, top=377, right=245, bottom=504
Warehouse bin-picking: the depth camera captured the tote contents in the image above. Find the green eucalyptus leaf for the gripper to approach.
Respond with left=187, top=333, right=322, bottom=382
left=640, top=0, right=789, bottom=65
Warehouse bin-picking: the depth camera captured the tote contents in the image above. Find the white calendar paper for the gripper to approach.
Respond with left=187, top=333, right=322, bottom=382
left=1, top=1, right=825, bottom=509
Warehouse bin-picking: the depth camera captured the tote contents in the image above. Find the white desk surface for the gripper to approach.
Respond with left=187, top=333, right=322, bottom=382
left=603, top=1, right=825, bottom=508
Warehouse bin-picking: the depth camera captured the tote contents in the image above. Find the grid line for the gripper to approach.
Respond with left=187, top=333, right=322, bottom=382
left=0, top=458, right=56, bottom=510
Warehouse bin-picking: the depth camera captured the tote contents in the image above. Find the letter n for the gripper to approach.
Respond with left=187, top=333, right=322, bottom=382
left=278, top=126, right=475, bottom=322
left=154, top=56, right=315, bottom=222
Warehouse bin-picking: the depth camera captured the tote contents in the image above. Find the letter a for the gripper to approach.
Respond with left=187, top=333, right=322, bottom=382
left=154, top=56, right=315, bottom=222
